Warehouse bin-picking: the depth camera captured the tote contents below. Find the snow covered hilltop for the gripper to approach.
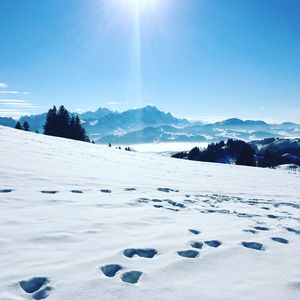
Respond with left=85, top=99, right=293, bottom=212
left=0, top=125, right=300, bottom=300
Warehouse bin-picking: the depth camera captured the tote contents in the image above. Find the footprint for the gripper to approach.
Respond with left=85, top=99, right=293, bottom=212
left=0, top=189, right=13, bottom=193
left=267, top=214, right=280, bottom=219
left=242, top=242, right=265, bottom=251
left=124, top=188, right=136, bottom=191
left=189, top=229, right=201, bottom=235
left=41, top=191, right=57, bottom=194
left=205, top=240, right=222, bottom=248
left=254, top=226, right=269, bottom=231
left=177, top=250, right=199, bottom=258
left=19, top=277, right=48, bottom=294
left=152, top=199, right=163, bottom=203
left=100, top=189, right=112, bottom=193
left=165, top=208, right=179, bottom=212
left=71, top=190, right=82, bottom=194
left=286, top=227, right=300, bottom=235
left=121, top=271, right=143, bottom=284
left=271, top=237, right=289, bottom=244
left=101, top=264, right=123, bottom=277
left=32, top=286, right=52, bottom=300
left=153, top=205, right=164, bottom=208
left=123, top=248, right=158, bottom=258
left=166, top=200, right=186, bottom=209
left=190, top=241, right=204, bottom=249
left=243, top=229, right=258, bottom=234
left=157, top=188, right=179, bottom=193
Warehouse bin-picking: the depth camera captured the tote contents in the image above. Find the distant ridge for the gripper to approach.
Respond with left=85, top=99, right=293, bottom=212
left=0, top=106, right=299, bottom=144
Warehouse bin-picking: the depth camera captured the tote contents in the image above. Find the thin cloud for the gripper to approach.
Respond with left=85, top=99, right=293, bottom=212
left=0, top=90, right=31, bottom=95
left=0, top=99, right=41, bottom=108
left=0, top=109, right=28, bottom=118
left=105, top=101, right=121, bottom=105
left=0, top=83, right=8, bottom=88
left=0, top=99, right=26, bottom=104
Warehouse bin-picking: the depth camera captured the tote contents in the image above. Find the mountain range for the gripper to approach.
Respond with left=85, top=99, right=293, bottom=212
left=1, top=106, right=299, bottom=144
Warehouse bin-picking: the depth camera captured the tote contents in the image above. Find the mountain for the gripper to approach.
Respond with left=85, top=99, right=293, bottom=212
left=79, top=107, right=113, bottom=120
left=19, top=113, right=47, bottom=133
left=1, top=125, right=300, bottom=299
left=215, top=118, right=269, bottom=130
left=85, top=105, right=190, bottom=138
left=0, top=117, right=16, bottom=128
left=98, top=126, right=206, bottom=144
left=0, top=107, right=299, bottom=144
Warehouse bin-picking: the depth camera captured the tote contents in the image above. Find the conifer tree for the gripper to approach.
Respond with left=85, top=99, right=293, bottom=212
left=22, top=121, right=30, bottom=131
left=15, top=122, right=22, bottom=130
left=44, top=105, right=89, bottom=142
left=236, top=144, right=256, bottom=166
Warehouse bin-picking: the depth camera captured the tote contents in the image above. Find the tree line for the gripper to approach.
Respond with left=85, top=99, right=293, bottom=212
left=172, top=139, right=291, bottom=168
left=15, top=105, right=90, bottom=142
left=15, top=121, right=30, bottom=131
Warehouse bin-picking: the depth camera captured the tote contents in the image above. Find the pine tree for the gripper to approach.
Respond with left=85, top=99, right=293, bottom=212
left=44, top=106, right=89, bottom=142
left=44, top=106, right=57, bottom=136
left=22, top=121, right=30, bottom=131
left=236, top=144, right=256, bottom=166
left=74, top=115, right=89, bottom=142
left=15, top=122, right=22, bottom=130
left=57, top=105, right=70, bottom=138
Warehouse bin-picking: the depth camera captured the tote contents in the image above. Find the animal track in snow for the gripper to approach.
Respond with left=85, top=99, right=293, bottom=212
left=157, top=188, right=179, bottom=193
left=41, top=191, right=58, bottom=194
left=152, top=199, right=162, bottom=203
left=243, top=229, right=258, bottom=234
left=32, top=286, right=52, bottom=300
left=153, top=205, right=164, bottom=208
left=189, top=229, right=201, bottom=235
left=177, top=250, right=199, bottom=258
left=271, top=237, right=289, bottom=244
left=121, top=271, right=143, bottom=284
left=100, top=189, right=112, bottom=193
left=190, top=241, right=204, bottom=249
left=123, top=248, right=158, bottom=258
left=124, top=188, right=136, bottom=191
left=204, top=240, right=222, bottom=248
left=286, top=227, right=300, bottom=235
left=0, top=189, right=12, bottom=193
left=19, top=277, right=49, bottom=294
left=166, top=199, right=186, bottom=209
left=242, top=242, right=265, bottom=251
left=101, top=264, right=123, bottom=277
left=267, top=214, right=280, bottom=219
left=254, top=226, right=270, bottom=231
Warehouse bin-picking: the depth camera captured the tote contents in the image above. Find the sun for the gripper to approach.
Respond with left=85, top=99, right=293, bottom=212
left=126, top=0, right=157, bottom=9
left=112, top=0, right=160, bottom=14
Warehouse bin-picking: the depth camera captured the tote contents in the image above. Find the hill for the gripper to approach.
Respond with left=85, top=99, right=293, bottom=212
left=0, top=125, right=300, bottom=299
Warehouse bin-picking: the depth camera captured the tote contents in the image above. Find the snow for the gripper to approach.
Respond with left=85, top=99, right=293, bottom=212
left=127, top=142, right=208, bottom=153
left=0, top=125, right=300, bottom=300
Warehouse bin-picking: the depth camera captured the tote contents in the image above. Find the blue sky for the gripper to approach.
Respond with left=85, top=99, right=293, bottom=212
left=0, top=0, right=299, bottom=122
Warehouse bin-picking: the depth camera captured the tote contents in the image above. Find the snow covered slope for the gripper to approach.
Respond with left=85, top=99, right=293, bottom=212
left=0, top=125, right=300, bottom=300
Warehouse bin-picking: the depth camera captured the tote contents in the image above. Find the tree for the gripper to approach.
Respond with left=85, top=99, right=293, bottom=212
left=188, top=147, right=201, bottom=160
left=74, top=115, right=89, bottom=142
left=44, top=106, right=57, bottom=136
left=44, top=105, right=89, bottom=142
left=56, top=105, right=70, bottom=138
left=236, top=144, right=256, bottom=166
left=15, top=122, right=22, bottom=130
left=261, top=149, right=283, bottom=168
left=22, top=121, right=30, bottom=131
